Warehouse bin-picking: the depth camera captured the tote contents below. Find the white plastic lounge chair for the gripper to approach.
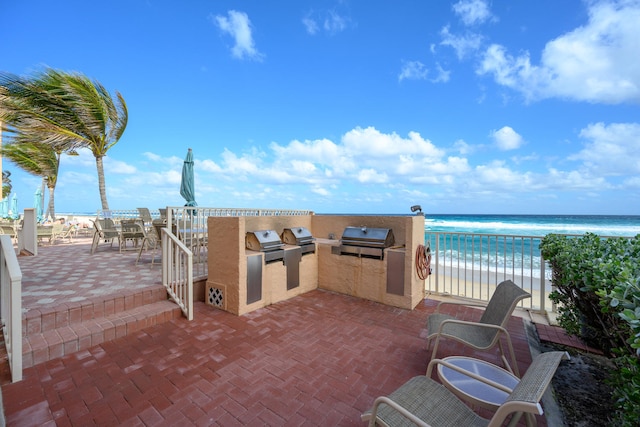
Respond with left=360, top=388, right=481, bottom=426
left=426, top=280, right=531, bottom=375
left=362, top=351, right=569, bottom=427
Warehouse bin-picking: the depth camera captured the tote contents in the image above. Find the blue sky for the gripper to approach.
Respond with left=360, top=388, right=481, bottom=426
left=2, top=0, right=639, bottom=215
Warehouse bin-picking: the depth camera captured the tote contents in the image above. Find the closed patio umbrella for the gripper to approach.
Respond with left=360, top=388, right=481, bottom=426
left=34, top=187, right=44, bottom=222
left=0, top=198, right=7, bottom=219
left=180, top=148, right=197, bottom=207
left=10, top=193, right=18, bottom=219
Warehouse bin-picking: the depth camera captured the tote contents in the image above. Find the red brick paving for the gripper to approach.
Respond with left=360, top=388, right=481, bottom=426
left=535, top=323, right=604, bottom=355
left=3, top=290, right=547, bottom=426
left=0, top=235, right=581, bottom=426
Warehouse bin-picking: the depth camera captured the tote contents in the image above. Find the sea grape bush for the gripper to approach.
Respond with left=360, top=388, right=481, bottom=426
left=540, top=233, right=640, bottom=426
left=539, top=233, right=636, bottom=353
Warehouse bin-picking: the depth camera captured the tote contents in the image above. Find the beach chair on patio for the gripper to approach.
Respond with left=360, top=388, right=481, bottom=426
left=426, top=280, right=531, bottom=375
left=362, top=351, right=569, bottom=427
left=0, top=221, right=18, bottom=244
left=120, top=219, right=145, bottom=252
left=90, top=218, right=120, bottom=254
left=136, top=223, right=161, bottom=265
left=137, top=207, right=154, bottom=229
left=49, top=221, right=65, bottom=244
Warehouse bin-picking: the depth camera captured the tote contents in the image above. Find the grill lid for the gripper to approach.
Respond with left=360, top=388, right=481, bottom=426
left=340, top=226, right=394, bottom=248
left=246, top=230, right=284, bottom=252
left=281, top=227, right=314, bottom=245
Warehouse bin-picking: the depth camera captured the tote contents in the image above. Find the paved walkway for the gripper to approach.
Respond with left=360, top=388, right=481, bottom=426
left=18, top=235, right=160, bottom=311
left=0, top=235, right=583, bottom=426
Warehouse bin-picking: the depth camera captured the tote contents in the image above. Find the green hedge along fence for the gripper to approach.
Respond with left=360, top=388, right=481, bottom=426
left=540, top=233, right=640, bottom=426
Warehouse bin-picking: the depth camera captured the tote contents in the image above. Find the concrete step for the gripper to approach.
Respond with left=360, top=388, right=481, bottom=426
left=22, top=299, right=182, bottom=369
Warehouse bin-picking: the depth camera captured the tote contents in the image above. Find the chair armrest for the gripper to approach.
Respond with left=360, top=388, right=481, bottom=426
left=434, top=299, right=488, bottom=314
left=368, top=396, right=432, bottom=427
left=437, top=318, right=509, bottom=335
left=426, top=358, right=514, bottom=394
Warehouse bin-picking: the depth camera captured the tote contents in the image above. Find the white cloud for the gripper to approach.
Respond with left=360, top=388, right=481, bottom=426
left=302, top=9, right=350, bottom=35
left=213, top=10, right=263, bottom=61
left=220, top=148, right=262, bottom=175
left=302, top=16, right=319, bottom=35
left=545, top=168, right=611, bottom=190
left=398, top=61, right=450, bottom=83
left=198, top=159, right=223, bottom=173
left=104, top=157, right=137, bottom=174
left=440, top=25, right=484, bottom=60
left=271, top=138, right=343, bottom=165
left=311, top=186, right=330, bottom=196
left=571, top=122, right=640, bottom=175
left=432, top=63, right=451, bottom=83
left=324, top=10, right=347, bottom=34
left=474, top=161, right=534, bottom=188
left=452, top=0, right=495, bottom=26
left=490, top=126, right=525, bottom=151
left=342, top=127, right=443, bottom=158
left=477, top=0, right=640, bottom=104
left=357, top=169, right=388, bottom=184
left=453, top=139, right=475, bottom=155
left=398, top=61, right=429, bottom=81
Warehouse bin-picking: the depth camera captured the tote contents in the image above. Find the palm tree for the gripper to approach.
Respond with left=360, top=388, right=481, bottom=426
left=1, top=141, right=61, bottom=219
left=2, top=171, right=11, bottom=197
left=0, top=68, right=128, bottom=210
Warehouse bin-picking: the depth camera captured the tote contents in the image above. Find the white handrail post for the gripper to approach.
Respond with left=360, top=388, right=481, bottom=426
left=1, top=234, right=23, bottom=382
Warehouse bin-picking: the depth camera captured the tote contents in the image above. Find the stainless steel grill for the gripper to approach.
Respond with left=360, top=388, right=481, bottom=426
left=246, top=230, right=285, bottom=262
left=281, top=227, right=315, bottom=255
left=340, top=226, right=394, bottom=259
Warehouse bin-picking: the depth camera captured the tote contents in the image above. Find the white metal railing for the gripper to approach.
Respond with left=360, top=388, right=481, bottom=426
left=160, top=228, right=193, bottom=321
left=96, top=209, right=161, bottom=223
left=0, top=234, right=23, bottom=382
left=424, top=232, right=551, bottom=313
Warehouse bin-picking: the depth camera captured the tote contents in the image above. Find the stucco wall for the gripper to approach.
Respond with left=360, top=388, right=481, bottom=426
left=313, top=214, right=426, bottom=310
left=206, top=214, right=426, bottom=315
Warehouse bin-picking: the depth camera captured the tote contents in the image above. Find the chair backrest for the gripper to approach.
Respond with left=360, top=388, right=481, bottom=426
left=94, top=218, right=118, bottom=236
left=51, top=222, right=64, bottom=233
left=121, top=219, right=143, bottom=233
left=100, top=218, right=117, bottom=230
left=479, top=280, right=531, bottom=327
left=137, top=208, right=153, bottom=223
left=488, top=351, right=569, bottom=426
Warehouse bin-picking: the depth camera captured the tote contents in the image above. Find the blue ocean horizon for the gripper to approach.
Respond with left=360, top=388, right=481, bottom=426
left=425, top=214, right=640, bottom=237
left=423, top=214, right=640, bottom=280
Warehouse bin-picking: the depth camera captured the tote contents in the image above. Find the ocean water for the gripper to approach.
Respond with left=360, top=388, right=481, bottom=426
left=423, top=214, right=640, bottom=279
left=425, top=214, right=640, bottom=237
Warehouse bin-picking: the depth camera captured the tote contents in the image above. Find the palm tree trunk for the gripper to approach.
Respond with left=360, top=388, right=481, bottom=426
left=47, top=182, right=56, bottom=220
left=95, top=155, right=109, bottom=210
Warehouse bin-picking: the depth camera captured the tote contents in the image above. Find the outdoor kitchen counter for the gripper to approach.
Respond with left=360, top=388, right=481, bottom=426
left=314, top=238, right=340, bottom=245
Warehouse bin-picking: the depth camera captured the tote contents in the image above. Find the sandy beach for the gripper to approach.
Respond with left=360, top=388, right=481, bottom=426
left=425, top=267, right=553, bottom=312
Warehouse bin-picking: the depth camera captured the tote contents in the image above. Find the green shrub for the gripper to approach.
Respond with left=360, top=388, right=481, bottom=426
left=540, top=233, right=640, bottom=425
left=540, top=233, right=636, bottom=354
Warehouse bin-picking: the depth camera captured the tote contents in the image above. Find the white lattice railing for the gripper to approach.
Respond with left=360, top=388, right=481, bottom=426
left=0, top=234, right=23, bottom=382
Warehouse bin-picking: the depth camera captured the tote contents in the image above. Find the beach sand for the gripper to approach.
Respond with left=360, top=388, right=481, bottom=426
left=425, top=268, right=553, bottom=313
